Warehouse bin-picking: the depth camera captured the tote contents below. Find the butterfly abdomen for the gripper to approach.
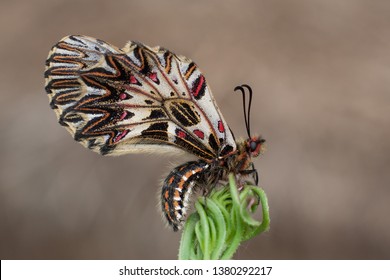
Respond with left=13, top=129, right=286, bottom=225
left=161, top=160, right=209, bottom=231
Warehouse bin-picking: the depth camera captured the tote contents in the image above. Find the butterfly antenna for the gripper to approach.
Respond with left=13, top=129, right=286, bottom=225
left=241, top=84, right=253, bottom=137
left=234, top=84, right=252, bottom=138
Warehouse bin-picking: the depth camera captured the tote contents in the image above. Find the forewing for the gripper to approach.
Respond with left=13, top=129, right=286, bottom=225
left=45, top=35, right=236, bottom=159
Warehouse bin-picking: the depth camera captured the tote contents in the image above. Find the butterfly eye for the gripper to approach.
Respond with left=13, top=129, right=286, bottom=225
left=247, top=137, right=265, bottom=157
left=250, top=140, right=258, bottom=152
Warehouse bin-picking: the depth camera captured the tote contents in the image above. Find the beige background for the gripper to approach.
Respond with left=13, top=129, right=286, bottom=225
left=1, top=0, right=389, bottom=259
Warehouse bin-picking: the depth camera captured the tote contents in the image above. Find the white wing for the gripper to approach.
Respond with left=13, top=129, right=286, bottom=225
left=45, top=35, right=236, bottom=160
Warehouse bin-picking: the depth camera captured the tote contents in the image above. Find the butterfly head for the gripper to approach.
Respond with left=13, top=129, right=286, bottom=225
left=247, top=136, right=265, bottom=158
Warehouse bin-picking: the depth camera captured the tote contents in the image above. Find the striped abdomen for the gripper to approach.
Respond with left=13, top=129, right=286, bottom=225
left=161, top=160, right=209, bottom=231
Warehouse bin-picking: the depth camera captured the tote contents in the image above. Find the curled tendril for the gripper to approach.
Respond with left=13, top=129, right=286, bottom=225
left=178, top=173, right=270, bottom=260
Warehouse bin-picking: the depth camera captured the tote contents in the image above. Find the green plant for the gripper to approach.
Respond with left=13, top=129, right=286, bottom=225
left=178, top=173, right=270, bottom=260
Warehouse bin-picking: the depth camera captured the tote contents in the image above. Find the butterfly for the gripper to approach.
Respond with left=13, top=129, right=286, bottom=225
left=44, top=35, right=265, bottom=231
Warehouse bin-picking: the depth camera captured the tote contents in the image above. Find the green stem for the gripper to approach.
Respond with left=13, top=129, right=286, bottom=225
left=194, top=199, right=210, bottom=259
left=178, top=173, right=270, bottom=260
left=178, top=213, right=199, bottom=260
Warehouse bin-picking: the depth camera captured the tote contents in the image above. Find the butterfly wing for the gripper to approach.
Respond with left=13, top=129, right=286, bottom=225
left=45, top=35, right=236, bottom=160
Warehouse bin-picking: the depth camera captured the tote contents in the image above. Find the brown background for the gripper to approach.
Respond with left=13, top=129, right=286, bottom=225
left=1, top=0, right=389, bottom=259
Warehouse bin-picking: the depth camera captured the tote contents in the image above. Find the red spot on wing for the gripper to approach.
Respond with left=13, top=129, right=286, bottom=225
left=192, top=75, right=205, bottom=97
left=119, top=111, right=127, bottom=121
left=129, top=75, right=138, bottom=84
left=114, top=130, right=129, bottom=143
left=193, top=129, right=205, bottom=140
left=176, top=130, right=187, bottom=139
left=218, top=120, right=225, bottom=133
left=148, top=72, right=159, bottom=83
left=119, top=92, right=127, bottom=100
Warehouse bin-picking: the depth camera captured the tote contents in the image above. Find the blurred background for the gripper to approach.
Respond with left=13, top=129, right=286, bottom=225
left=1, top=0, right=389, bottom=259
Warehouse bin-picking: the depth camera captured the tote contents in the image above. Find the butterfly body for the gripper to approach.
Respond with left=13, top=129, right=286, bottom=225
left=162, top=135, right=264, bottom=230
left=45, top=35, right=264, bottom=230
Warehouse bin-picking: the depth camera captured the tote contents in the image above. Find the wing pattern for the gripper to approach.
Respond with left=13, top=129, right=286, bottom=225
left=45, top=35, right=236, bottom=160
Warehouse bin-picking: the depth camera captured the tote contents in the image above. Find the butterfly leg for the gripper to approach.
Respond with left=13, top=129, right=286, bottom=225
left=240, top=162, right=259, bottom=185
left=161, top=160, right=209, bottom=231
